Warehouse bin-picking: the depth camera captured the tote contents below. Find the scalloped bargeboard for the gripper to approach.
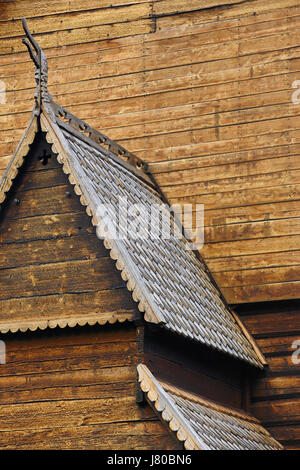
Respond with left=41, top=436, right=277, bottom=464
left=0, top=129, right=140, bottom=333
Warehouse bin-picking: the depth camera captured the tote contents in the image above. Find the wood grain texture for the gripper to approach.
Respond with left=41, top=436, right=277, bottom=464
left=0, top=325, right=179, bottom=449
left=144, top=324, right=247, bottom=410
left=0, top=1, right=299, bottom=303
left=0, top=134, right=140, bottom=332
left=238, top=300, right=300, bottom=450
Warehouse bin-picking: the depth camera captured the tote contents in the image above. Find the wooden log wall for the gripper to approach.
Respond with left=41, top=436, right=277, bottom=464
left=0, top=134, right=140, bottom=330
left=238, top=300, right=300, bottom=450
left=0, top=324, right=179, bottom=449
left=0, top=0, right=300, bottom=304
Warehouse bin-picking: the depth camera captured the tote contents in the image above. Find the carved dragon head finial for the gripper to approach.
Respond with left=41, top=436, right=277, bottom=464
left=21, top=18, right=51, bottom=114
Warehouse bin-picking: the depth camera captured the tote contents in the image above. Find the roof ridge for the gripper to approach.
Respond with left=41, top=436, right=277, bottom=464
left=137, top=363, right=209, bottom=450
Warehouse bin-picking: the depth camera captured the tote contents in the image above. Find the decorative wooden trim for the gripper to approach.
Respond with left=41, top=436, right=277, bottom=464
left=137, top=364, right=284, bottom=451
left=0, top=105, right=269, bottom=369
left=40, top=110, right=163, bottom=327
left=0, top=113, right=38, bottom=206
left=21, top=18, right=56, bottom=120
left=0, top=18, right=265, bottom=371
left=0, top=312, right=135, bottom=334
left=40, top=111, right=267, bottom=367
left=0, top=20, right=267, bottom=371
left=0, top=109, right=137, bottom=334
left=52, top=101, right=151, bottom=182
left=137, top=363, right=209, bottom=450
left=135, top=325, right=145, bottom=403
left=22, top=17, right=150, bottom=180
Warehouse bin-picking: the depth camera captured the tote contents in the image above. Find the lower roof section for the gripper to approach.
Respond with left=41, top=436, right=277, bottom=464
left=137, top=364, right=283, bottom=451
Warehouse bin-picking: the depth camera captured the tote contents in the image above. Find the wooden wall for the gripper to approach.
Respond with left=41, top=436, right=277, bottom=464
left=0, top=324, right=179, bottom=449
left=238, top=300, right=300, bottom=450
left=144, top=324, right=248, bottom=411
left=0, top=0, right=300, bottom=304
left=0, top=133, right=139, bottom=330
left=0, top=131, right=180, bottom=449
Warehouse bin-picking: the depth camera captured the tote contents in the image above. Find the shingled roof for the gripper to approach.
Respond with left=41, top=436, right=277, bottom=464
left=137, top=364, right=283, bottom=450
left=0, top=19, right=266, bottom=369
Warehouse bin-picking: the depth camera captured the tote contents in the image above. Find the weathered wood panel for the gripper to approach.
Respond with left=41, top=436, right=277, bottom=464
left=0, top=0, right=299, bottom=303
left=144, top=324, right=247, bottom=411
left=0, top=134, right=139, bottom=331
left=238, top=300, right=300, bottom=450
left=0, top=325, right=179, bottom=449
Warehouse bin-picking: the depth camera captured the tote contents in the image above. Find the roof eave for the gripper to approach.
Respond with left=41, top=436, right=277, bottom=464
left=0, top=111, right=38, bottom=207
left=137, top=363, right=284, bottom=451
left=40, top=109, right=164, bottom=326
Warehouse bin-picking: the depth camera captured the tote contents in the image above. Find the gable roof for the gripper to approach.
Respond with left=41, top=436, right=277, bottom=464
left=0, top=19, right=266, bottom=369
left=137, top=364, right=283, bottom=450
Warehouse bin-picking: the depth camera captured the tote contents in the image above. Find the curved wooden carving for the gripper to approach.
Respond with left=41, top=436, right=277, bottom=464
left=22, top=18, right=55, bottom=120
